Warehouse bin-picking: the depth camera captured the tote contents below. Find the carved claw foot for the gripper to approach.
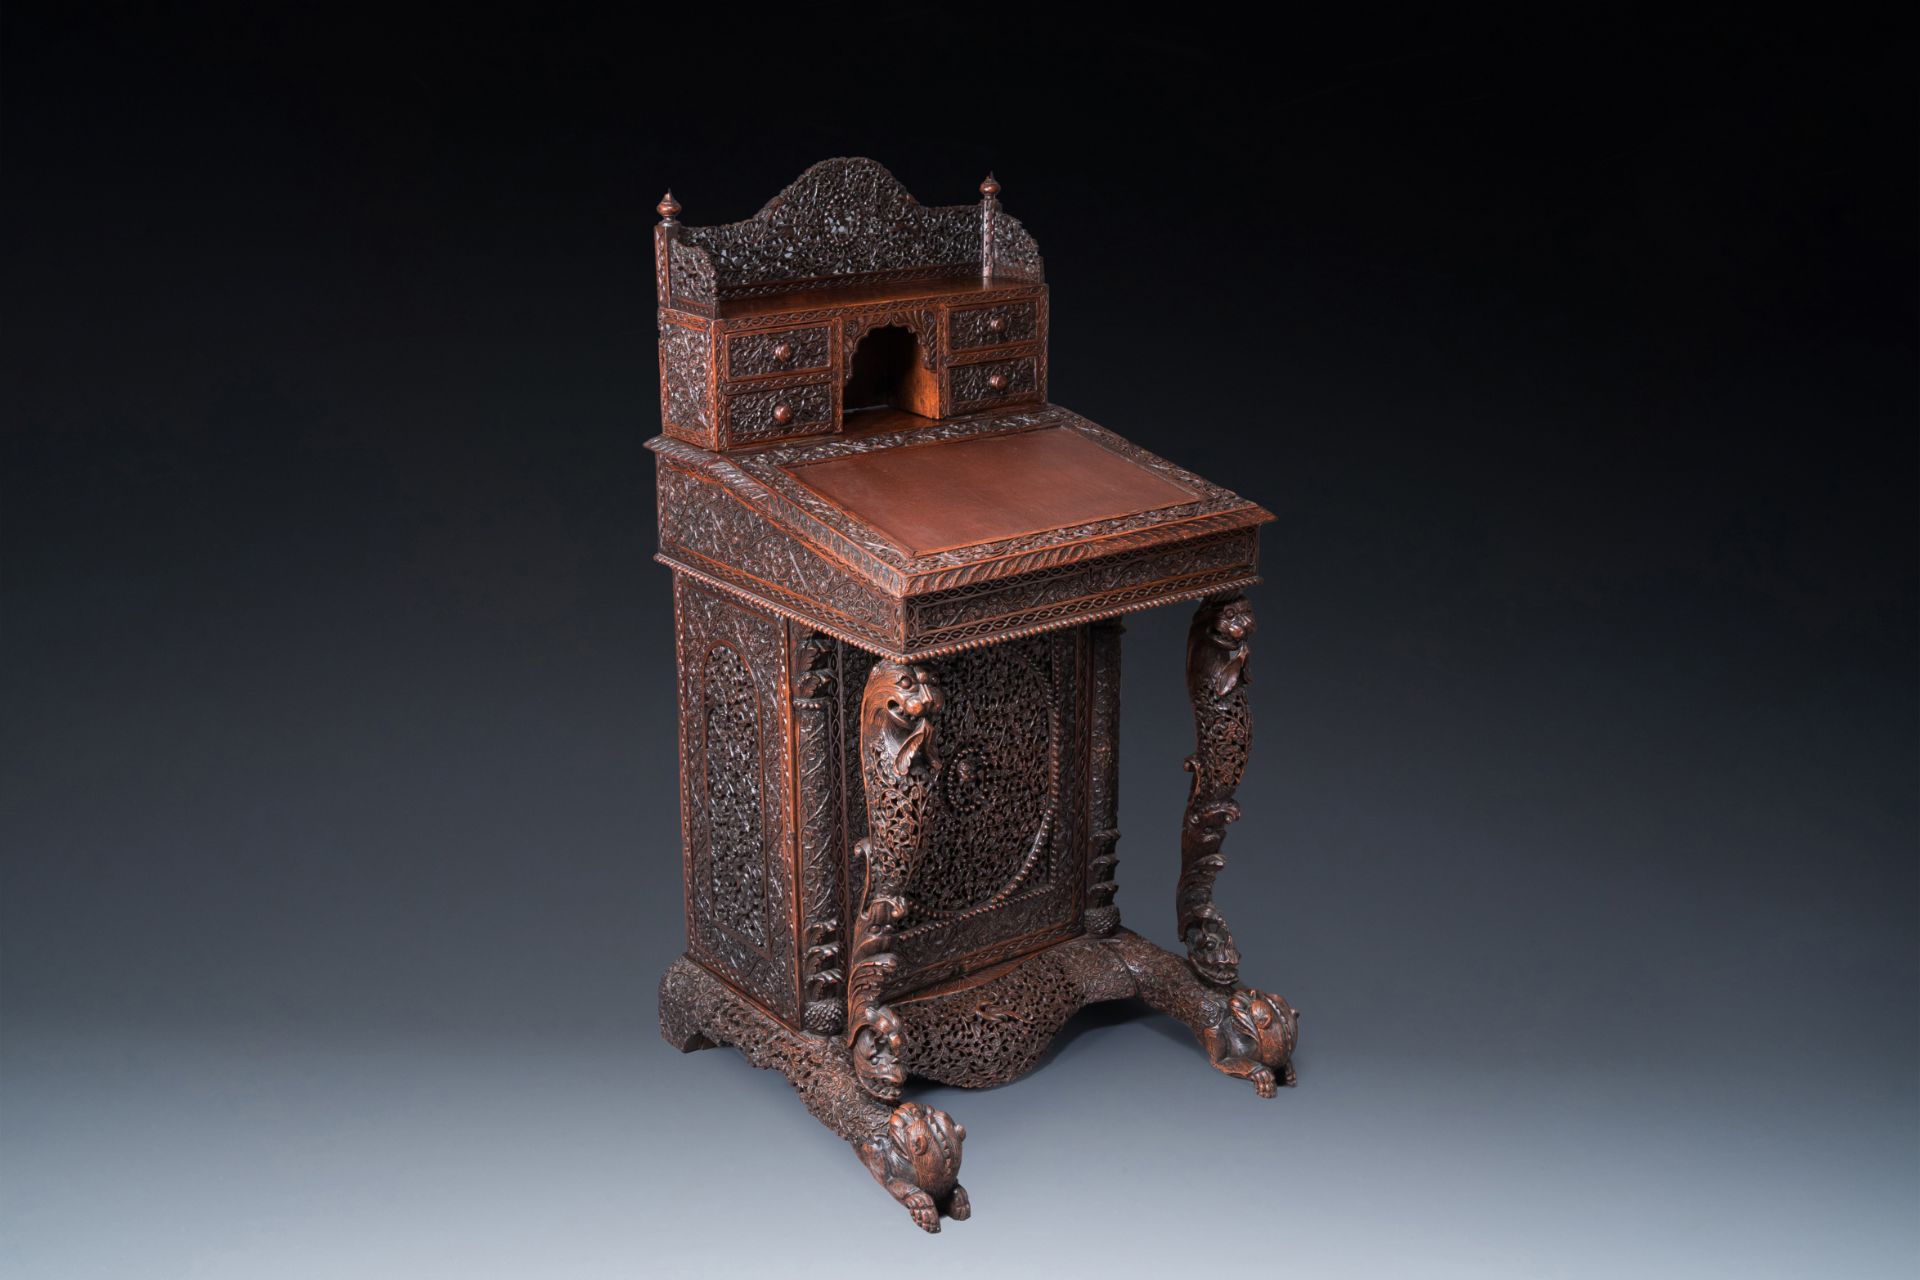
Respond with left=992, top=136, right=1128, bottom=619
left=856, top=1102, right=970, bottom=1234
left=1107, top=932, right=1299, bottom=1097
left=1199, top=988, right=1299, bottom=1098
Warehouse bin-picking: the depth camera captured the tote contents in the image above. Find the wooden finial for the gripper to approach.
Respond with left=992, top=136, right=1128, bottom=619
left=657, top=190, right=681, bottom=222
left=979, top=175, right=1000, bottom=280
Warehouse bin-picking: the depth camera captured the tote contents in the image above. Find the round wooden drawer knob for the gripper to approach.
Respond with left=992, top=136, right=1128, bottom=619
left=986, top=373, right=1009, bottom=391
left=985, top=315, right=1007, bottom=334
left=772, top=341, right=794, bottom=362
left=772, top=402, right=794, bottom=424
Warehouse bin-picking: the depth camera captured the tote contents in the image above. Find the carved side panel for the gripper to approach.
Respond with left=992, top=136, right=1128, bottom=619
left=656, top=463, right=900, bottom=647
left=667, top=239, right=716, bottom=312
left=1084, top=619, right=1123, bottom=935
left=674, top=578, right=798, bottom=1021
left=793, top=629, right=847, bottom=1034
left=841, top=629, right=1088, bottom=996
left=989, top=211, right=1045, bottom=282
left=660, top=321, right=714, bottom=445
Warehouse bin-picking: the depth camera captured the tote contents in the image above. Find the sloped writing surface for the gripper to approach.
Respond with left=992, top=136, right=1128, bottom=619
left=783, top=426, right=1197, bottom=558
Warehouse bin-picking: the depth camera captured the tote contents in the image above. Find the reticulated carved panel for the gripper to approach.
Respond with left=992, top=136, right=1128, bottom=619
left=675, top=578, right=798, bottom=1020
left=914, top=640, right=1055, bottom=914
left=667, top=239, right=717, bottom=312
left=989, top=212, right=1045, bottom=283
left=675, top=158, right=1044, bottom=304
left=841, top=629, right=1087, bottom=996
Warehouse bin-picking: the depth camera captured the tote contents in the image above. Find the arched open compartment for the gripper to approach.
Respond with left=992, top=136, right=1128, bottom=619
left=843, top=324, right=940, bottom=421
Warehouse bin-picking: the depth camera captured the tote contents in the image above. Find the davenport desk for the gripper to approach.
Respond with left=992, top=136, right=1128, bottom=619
left=650, top=159, right=1298, bottom=1232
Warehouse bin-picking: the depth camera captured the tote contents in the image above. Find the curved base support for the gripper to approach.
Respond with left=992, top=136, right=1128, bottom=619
left=891, top=930, right=1298, bottom=1095
left=659, top=956, right=971, bottom=1233
left=660, top=936, right=1292, bottom=1233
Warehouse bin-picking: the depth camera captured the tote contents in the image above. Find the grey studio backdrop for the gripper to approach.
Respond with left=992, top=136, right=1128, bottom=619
left=2, top=10, right=1915, bottom=1279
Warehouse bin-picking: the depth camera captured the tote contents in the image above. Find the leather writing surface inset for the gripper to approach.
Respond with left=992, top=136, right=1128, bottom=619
left=783, top=426, right=1197, bottom=557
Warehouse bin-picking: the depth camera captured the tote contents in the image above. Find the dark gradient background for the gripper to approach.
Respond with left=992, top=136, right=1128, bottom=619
left=3, top=9, right=1915, bottom=1277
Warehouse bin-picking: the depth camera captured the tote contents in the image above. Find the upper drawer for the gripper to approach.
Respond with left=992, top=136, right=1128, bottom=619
left=722, top=379, right=835, bottom=445
left=725, top=324, right=832, bottom=380
left=949, top=300, right=1040, bottom=352
left=948, top=353, right=1041, bottom=413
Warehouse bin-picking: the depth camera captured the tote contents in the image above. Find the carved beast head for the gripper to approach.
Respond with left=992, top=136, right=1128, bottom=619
left=887, top=1101, right=966, bottom=1191
left=862, top=661, right=943, bottom=776
left=1208, top=597, right=1256, bottom=646
left=1228, top=988, right=1298, bottom=1069
left=853, top=1006, right=908, bottom=1097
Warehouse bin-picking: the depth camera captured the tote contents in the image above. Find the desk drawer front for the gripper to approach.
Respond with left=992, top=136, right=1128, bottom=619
left=949, top=300, right=1039, bottom=351
left=723, top=380, right=835, bottom=444
left=726, top=325, right=833, bottom=380
left=948, top=353, right=1041, bottom=413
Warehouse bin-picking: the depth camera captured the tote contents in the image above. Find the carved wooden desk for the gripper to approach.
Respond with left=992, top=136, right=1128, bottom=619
left=651, top=159, right=1298, bottom=1233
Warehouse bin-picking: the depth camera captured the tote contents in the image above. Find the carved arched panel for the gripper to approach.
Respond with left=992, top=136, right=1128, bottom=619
left=840, top=627, right=1088, bottom=996
left=911, top=639, right=1057, bottom=915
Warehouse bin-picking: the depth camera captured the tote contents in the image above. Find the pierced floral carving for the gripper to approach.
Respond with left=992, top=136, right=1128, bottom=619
left=841, top=633, right=1086, bottom=994
left=888, top=930, right=1297, bottom=1096
left=672, top=158, right=1043, bottom=306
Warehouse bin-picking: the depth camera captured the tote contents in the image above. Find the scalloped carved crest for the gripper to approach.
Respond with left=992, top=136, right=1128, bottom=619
left=671, top=158, right=1043, bottom=306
